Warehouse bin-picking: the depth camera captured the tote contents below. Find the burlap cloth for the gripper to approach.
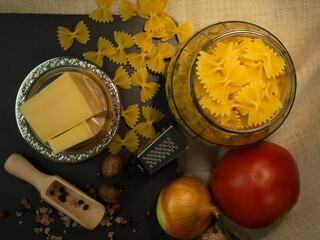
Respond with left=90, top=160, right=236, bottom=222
left=1, top=0, right=319, bottom=239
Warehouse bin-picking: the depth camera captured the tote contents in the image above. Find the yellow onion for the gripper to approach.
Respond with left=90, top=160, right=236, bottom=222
left=156, top=176, right=219, bottom=239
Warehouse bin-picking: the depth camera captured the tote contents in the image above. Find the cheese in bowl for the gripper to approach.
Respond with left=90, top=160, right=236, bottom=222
left=20, top=72, right=104, bottom=154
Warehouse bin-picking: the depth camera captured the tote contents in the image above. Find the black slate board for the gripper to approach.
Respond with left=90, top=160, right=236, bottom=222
left=0, top=13, right=178, bottom=240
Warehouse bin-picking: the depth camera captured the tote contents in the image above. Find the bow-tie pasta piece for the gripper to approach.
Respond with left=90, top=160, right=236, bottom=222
left=90, top=0, right=116, bottom=23
left=235, top=83, right=282, bottom=127
left=127, top=48, right=150, bottom=70
left=108, top=31, right=135, bottom=65
left=134, top=106, right=164, bottom=139
left=120, top=0, right=148, bottom=21
left=139, top=0, right=169, bottom=31
left=244, top=38, right=285, bottom=79
left=196, top=51, right=222, bottom=80
left=245, top=61, right=265, bottom=84
left=133, top=29, right=166, bottom=52
left=215, top=110, right=241, bottom=129
left=232, top=37, right=253, bottom=60
left=57, top=21, right=90, bottom=50
left=199, top=95, right=232, bottom=117
left=200, top=57, right=248, bottom=104
left=131, top=68, right=161, bottom=102
left=214, top=41, right=239, bottom=63
left=121, top=104, right=140, bottom=128
left=108, top=129, right=139, bottom=155
left=83, top=37, right=115, bottom=67
left=194, top=78, right=207, bottom=100
left=146, top=43, right=176, bottom=74
left=113, top=66, right=132, bottom=89
left=162, top=17, right=193, bottom=43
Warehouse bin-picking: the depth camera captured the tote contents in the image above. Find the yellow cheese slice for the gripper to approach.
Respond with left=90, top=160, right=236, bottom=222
left=20, top=72, right=102, bottom=142
left=48, top=117, right=103, bottom=154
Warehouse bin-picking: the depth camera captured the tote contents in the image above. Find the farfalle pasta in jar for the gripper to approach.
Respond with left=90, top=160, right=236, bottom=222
left=166, top=21, right=296, bottom=147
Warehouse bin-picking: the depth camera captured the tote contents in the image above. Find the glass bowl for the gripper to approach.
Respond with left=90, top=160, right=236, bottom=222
left=15, top=57, right=121, bottom=163
left=166, top=21, right=296, bottom=148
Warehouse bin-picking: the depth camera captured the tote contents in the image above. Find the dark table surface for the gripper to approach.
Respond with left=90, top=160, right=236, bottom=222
left=0, top=13, right=179, bottom=240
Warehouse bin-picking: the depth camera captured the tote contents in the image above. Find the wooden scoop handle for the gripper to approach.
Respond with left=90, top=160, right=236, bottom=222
left=4, top=153, right=51, bottom=195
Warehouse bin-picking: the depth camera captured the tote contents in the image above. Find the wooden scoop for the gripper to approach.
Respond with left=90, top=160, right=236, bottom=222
left=4, top=153, right=105, bottom=230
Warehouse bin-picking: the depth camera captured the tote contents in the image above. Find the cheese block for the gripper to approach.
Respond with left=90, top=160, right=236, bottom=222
left=20, top=72, right=102, bottom=142
left=48, top=117, right=103, bottom=154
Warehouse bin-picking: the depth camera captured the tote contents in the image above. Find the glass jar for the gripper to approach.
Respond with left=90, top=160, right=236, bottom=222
left=165, top=21, right=296, bottom=148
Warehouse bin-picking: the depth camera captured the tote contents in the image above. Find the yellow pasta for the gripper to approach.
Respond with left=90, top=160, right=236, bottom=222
left=194, top=78, right=207, bottom=99
left=200, top=57, right=248, bottom=104
left=139, top=0, right=169, bottom=31
left=275, top=72, right=288, bottom=100
left=146, top=43, right=176, bottom=74
left=131, top=68, right=161, bottom=102
left=113, top=66, right=132, bottom=89
left=57, top=21, right=90, bottom=51
left=234, top=83, right=282, bottom=126
left=162, top=18, right=193, bottom=43
left=199, top=95, right=232, bottom=117
left=127, top=48, right=149, bottom=70
left=134, top=106, right=164, bottom=139
left=120, top=0, right=147, bottom=21
left=195, top=36, right=286, bottom=129
left=108, top=129, right=140, bottom=154
left=133, top=29, right=166, bottom=52
left=244, top=38, right=285, bottom=78
left=121, top=104, right=140, bottom=128
left=108, top=31, right=135, bottom=64
left=215, top=110, right=241, bottom=129
left=196, top=51, right=222, bottom=80
left=83, top=37, right=115, bottom=67
left=89, top=0, right=116, bottom=23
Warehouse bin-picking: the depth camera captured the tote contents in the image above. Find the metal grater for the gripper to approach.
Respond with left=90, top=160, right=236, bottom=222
left=125, top=125, right=188, bottom=175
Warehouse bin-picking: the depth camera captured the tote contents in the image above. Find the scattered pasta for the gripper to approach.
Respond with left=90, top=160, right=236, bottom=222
left=113, top=66, right=132, bottom=89
left=57, top=21, right=90, bottom=50
left=139, top=0, right=169, bottom=31
left=162, top=18, right=193, bottom=43
left=195, top=36, right=286, bottom=128
left=54, top=0, right=193, bottom=155
left=90, top=0, right=116, bottom=23
left=108, top=129, right=140, bottom=154
left=121, top=104, right=140, bottom=128
left=108, top=31, right=135, bottom=64
left=133, top=29, right=166, bottom=52
left=134, top=106, right=164, bottom=139
left=83, top=37, right=115, bottom=67
left=127, top=48, right=149, bottom=70
left=131, top=68, right=161, bottom=102
left=146, top=43, right=176, bottom=74
left=120, top=0, right=147, bottom=21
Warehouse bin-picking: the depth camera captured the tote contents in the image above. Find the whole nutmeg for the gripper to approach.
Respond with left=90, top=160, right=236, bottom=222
left=101, top=155, right=122, bottom=178
left=98, top=184, right=121, bottom=204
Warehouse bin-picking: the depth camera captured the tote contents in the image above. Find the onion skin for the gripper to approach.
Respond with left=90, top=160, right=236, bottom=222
left=156, top=177, right=219, bottom=239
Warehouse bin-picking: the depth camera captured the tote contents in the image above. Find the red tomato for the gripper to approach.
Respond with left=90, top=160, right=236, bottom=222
left=211, top=141, right=300, bottom=228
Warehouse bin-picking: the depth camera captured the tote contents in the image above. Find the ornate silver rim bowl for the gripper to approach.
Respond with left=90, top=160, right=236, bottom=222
left=15, top=57, right=121, bottom=163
